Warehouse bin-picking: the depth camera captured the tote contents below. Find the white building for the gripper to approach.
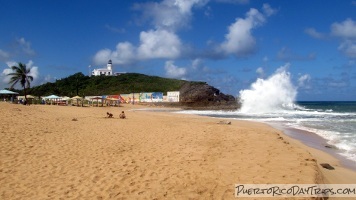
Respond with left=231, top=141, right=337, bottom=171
left=167, top=91, right=180, bottom=102
left=91, top=60, right=113, bottom=76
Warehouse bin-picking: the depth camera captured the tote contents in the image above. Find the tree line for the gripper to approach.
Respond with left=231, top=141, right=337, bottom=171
left=7, top=62, right=204, bottom=99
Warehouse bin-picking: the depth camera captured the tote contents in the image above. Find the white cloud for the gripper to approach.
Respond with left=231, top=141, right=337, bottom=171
left=331, top=18, right=356, bottom=39
left=219, top=4, right=275, bottom=57
left=26, top=60, right=39, bottom=81
left=256, top=67, right=264, bottom=77
left=114, top=42, right=136, bottom=62
left=174, top=0, right=208, bottom=14
left=192, top=58, right=204, bottom=70
left=17, top=37, right=35, bottom=56
left=164, top=60, right=187, bottom=78
left=93, top=42, right=136, bottom=65
left=138, top=29, right=182, bottom=59
left=94, top=29, right=182, bottom=65
left=262, top=3, right=277, bottom=16
left=338, top=40, right=356, bottom=58
left=134, top=0, right=207, bottom=31
left=277, top=47, right=316, bottom=61
left=304, top=28, right=326, bottom=40
left=43, top=74, right=53, bottom=83
left=93, top=49, right=112, bottom=65
left=298, top=74, right=311, bottom=88
left=0, top=49, right=10, bottom=61
left=95, top=0, right=205, bottom=65
left=331, top=18, right=356, bottom=58
left=214, top=0, right=250, bottom=4
left=1, top=61, right=16, bottom=84
left=5, top=61, right=17, bottom=68
left=94, top=1, right=275, bottom=64
left=1, top=60, right=39, bottom=86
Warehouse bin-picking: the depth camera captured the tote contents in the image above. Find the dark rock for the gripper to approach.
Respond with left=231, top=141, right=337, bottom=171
left=324, top=144, right=337, bottom=149
left=320, top=163, right=335, bottom=170
left=178, top=82, right=238, bottom=110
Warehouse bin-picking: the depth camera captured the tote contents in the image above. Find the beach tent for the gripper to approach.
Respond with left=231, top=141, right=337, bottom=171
left=71, top=95, right=83, bottom=100
left=23, top=95, right=35, bottom=104
left=0, top=89, right=19, bottom=102
left=90, top=96, right=103, bottom=107
left=0, top=89, right=19, bottom=95
left=43, top=95, right=61, bottom=105
left=71, top=96, right=83, bottom=106
left=105, top=97, right=120, bottom=106
left=44, top=94, right=60, bottom=99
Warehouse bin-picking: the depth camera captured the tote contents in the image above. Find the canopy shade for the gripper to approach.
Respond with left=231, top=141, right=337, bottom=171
left=43, top=95, right=60, bottom=99
left=61, top=96, right=70, bottom=100
left=25, top=95, right=35, bottom=98
left=71, top=96, right=83, bottom=100
left=0, top=89, right=19, bottom=94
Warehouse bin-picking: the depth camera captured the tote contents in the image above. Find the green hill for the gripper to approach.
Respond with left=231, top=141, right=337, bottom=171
left=26, top=72, right=204, bottom=97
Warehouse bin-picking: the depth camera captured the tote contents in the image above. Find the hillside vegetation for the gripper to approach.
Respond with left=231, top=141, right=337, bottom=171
left=23, top=73, right=204, bottom=97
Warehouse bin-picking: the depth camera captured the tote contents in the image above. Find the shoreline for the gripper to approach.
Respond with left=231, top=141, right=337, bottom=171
left=134, top=106, right=356, bottom=184
left=264, top=122, right=356, bottom=185
left=134, top=106, right=356, bottom=180
left=1, top=102, right=355, bottom=199
left=270, top=123, right=356, bottom=171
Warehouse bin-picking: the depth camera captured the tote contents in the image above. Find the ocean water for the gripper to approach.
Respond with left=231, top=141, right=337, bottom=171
left=178, top=101, right=356, bottom=163
left=177, top=65, right=356, bottom=164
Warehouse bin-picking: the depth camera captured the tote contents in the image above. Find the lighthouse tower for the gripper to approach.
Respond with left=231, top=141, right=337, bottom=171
left=91, top=59, right=114, bottom=76
left=107, top=59, right=112, bottom=71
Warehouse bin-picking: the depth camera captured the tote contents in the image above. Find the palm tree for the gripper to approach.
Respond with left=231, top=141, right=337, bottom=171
left=7, top=62, right=33, bottom=103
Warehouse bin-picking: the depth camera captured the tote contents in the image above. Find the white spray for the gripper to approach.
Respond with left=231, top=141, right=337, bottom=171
left=239, top=64, right=298, bottom=113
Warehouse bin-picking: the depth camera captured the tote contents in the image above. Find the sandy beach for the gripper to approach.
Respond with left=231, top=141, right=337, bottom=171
left=0, top=102, right=355, bottom=199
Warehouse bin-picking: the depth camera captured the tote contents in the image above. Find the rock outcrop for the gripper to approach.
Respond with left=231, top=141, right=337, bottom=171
left=178, top=82, right=238, bottom=110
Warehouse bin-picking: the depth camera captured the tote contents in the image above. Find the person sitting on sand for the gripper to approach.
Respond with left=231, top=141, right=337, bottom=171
left=119, top=111, right=126, bottom=119
left=106, top=112, right=113, bottom=118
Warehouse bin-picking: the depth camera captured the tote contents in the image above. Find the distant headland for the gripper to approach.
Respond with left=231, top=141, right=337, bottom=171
left=9, top=72, right=239, bottom=110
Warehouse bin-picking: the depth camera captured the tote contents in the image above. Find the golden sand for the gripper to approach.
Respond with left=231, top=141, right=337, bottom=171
left=0, top=102, right=354, bottom=199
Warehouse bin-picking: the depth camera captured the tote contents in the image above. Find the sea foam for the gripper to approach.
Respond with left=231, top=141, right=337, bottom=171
left=239, top=64, right=298, bottom=113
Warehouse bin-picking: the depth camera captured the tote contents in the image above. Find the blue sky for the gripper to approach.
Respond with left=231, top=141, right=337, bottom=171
left=0, top=0, right=355, bottom=101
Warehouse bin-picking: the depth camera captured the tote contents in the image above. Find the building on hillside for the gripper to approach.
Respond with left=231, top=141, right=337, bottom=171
left=91, top=60, right=113, bottom=76
left=167, top=91, right=180, bottom=102
left=120, top=93, right=140, bottom=104
left=139, top=92, right=163, bottom=102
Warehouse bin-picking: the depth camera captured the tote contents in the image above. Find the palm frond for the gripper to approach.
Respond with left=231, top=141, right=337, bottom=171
left=7, top=62, right=34, bottom=98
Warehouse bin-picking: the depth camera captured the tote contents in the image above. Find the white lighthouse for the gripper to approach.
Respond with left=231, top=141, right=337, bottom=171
left=107, top=59, right=112, bottom=71
left=91, top=60, right=113, bottom=76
